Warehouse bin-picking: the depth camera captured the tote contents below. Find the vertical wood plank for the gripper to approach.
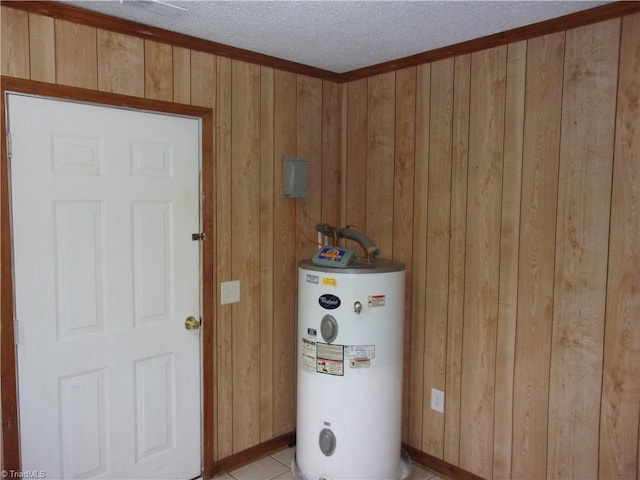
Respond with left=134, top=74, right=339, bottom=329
left=1, top=7, right=29, bottom=79
left=345, top=79, right=368, bottom=229
left=231, top=60, right=262, bottom=453
left=511, top=31, right=565, bottom=480
left=493, top=40, right=526, bottom=480
left=444, top=53, right=470, bottom=466
left=460, top=46, right=506, bottom=479
left=393, top=67, right=416, bottom=443
left=191, top=50, right=216, bottom=108
left=366, top=72, right=395, bottom=257
left=321, top=80, right=341, bottom=227
left=340, top=83, right=348, bottom=227
left=259, top=66, right=275, bottom=443
left=408, top=63, right=430, bottom=449
left=272, top=70, right=297, bottom=436
left=548, top=18, right=620, bottom=479
left=296, top=75, right=323, bottom=261
left=599, top=12, right=640, bottom=479
left=215, top=56, right=233, bottom=461
left=422, top=58, right=453, bottom=458
left=28, top=13, right=55, bottom=83
left=97, top=29, right=144, bottom=96
left=144, top=39, right=173, bottom=101
left=54, top=19, right=98, bottom=89
left=172, top=46, right=191, bottom=104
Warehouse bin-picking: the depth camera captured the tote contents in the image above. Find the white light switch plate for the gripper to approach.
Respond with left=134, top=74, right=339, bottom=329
left=431, top=388, right=445, bottom=413
left=221, top=280, right=240, bottom=305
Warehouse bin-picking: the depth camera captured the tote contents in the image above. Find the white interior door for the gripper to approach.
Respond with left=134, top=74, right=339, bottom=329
left=7, top=93, right=202, bottom=479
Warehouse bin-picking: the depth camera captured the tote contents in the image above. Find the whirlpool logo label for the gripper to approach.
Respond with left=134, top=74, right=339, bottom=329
left=319, top=294, right=341, bottom=310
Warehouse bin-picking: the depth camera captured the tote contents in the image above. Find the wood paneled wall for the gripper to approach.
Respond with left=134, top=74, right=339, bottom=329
left=2, top=4, right=639, bottom=479
left=0, top=5, right=340, bottom=462
left=344, top=13, right=639, bottom=480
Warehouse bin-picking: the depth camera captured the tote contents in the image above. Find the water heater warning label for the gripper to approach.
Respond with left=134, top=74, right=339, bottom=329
left=316, top=343, right=344, bottom=376
left=302, top=337, right=317, bottom=373
left=346, top=344, right=375, bottom=369
left=345, top=344, right=375, bottom=360
left=368, top=295, right=386, bottom=307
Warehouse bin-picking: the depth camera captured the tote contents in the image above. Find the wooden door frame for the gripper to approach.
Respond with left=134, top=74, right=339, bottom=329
left=0, top=76, right=217, bottom=478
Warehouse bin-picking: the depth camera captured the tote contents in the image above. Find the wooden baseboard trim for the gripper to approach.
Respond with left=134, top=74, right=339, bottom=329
left=402, top=444, right=485, bottom=480
left=208, top=432, right=296, bottom=478
left=209, top=436, right=482, bottom=480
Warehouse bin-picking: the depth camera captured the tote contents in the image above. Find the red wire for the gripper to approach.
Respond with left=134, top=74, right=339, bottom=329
left=290, top=198, right=323, bottom=246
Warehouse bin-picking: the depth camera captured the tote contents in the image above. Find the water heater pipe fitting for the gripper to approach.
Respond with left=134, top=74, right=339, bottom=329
left=339, top=226, right=380, bottom=260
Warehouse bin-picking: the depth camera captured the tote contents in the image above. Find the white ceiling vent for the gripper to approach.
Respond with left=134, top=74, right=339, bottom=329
left=119, top=0, right=187, bottom=16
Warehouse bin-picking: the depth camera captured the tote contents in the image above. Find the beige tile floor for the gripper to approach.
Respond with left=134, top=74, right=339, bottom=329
left=213, top=446, right=445, bottom=480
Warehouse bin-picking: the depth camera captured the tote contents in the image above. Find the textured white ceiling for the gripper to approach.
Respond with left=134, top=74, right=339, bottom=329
left=64, top=0, right=611, bottom=73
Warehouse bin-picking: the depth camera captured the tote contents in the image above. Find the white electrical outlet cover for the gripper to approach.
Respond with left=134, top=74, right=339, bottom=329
left=221, top=280, right=240, bottom=305
left=431, top=388, right=445, bottom=413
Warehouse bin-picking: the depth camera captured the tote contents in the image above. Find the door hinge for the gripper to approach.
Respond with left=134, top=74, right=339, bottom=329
left=192, top=232, right=206, bottom=241
left=7, top=131, right=12, bottom=160
left=14, top=319, right=21, bottom=345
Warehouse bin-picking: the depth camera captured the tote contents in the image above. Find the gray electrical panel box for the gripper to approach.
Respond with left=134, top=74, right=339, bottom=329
left=282, top=157, right=308, bottom=198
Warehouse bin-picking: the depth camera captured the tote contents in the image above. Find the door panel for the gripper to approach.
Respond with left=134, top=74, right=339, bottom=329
left=134, top=353, right=175, bottom=460
left=54, top=201, right=106, bottom=339
left=8, top=93, right=202, bottom=479
left=59, top=368, right=108, bottom=478
left=133, top=201, right=173, bottom=325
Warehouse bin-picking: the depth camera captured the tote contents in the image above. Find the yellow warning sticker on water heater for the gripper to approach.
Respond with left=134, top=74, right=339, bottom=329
left=322, top=277, right=337, bottom=287
left=368, top=295, right=386, bottom=307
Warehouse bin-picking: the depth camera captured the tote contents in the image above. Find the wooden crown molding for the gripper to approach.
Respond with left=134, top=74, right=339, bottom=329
left=342, top=1, right=640, bottom=81
left=1, top=0, right=341, bottom=82
left=2, top=1, right=639, bottom=83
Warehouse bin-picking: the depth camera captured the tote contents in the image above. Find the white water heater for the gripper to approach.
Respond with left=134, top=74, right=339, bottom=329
left=294, top=258, right=409, bottom=480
